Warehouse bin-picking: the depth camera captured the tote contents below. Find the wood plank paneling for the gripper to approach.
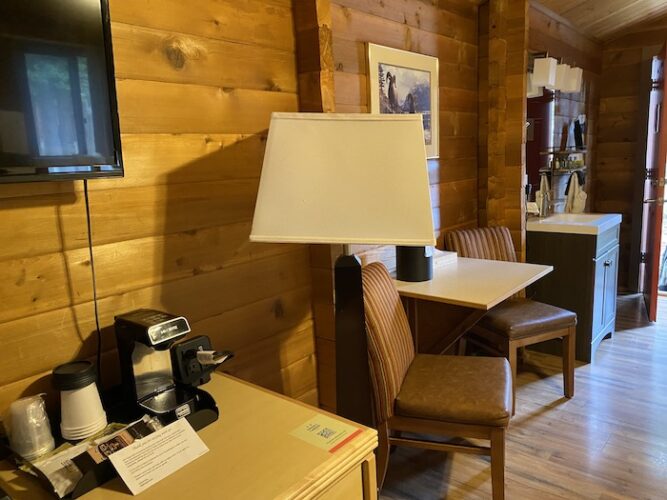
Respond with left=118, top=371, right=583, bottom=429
left=116, top=79, right=297, bottom=134
left=536, top=0, right=667, bottom=41
left=110, top=0, right=295, bottom=51
left=111, top=22, right=297, bottom=92
left=483, top=0, right=529, bottom=258
left=0, top=0, right=317, bottom=413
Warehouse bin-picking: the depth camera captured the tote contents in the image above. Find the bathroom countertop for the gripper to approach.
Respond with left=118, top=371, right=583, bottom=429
left=526, top=213, right=622, bottom=235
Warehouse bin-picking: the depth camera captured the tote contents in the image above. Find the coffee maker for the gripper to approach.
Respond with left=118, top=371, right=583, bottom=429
left=114, top=309, right=226, bottom=429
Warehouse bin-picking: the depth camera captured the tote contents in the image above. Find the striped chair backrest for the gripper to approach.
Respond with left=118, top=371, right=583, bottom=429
left=444, top=226, right=517, bottom=262
left=361, top=262, right=415, bottom=423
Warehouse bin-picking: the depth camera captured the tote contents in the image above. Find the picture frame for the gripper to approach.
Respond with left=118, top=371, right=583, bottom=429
left=367, top=43, right=439, bottom=159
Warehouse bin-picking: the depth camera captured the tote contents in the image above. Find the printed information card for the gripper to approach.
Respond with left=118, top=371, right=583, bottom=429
left=290, top=414, right=362, bottom=453
left=109, top=418, right=209, bottom=495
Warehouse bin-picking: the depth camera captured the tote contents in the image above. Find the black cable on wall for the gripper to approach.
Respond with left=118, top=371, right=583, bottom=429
left=83, top=179, right=103, bottom=387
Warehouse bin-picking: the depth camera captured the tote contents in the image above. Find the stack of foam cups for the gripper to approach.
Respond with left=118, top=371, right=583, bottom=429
left=52, top=361, right=107, bottom=441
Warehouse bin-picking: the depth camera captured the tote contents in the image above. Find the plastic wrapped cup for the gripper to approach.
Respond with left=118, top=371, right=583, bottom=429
left=53, top=361, right=107, bottom=441
left=6, top=394, right=55, bottom=461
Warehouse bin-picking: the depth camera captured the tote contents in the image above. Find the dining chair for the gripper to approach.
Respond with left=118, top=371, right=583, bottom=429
left=361, top=262, right=512, bottom=499
left=445, top=226, right=577, bottom=414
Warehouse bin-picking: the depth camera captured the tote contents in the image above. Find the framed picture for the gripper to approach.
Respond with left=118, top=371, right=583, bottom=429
left=367, top=43, right=439, bottom=159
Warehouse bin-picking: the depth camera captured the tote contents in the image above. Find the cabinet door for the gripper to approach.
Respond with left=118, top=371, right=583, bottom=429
left=592, top=252, right=606, bottom=335
left=603, top=246, right=620, bottom=328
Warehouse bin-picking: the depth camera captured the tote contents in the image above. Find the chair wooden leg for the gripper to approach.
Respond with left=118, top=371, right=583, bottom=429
left=390, top=430, right=401, bottom=454
left=563, top=327, right=576, bottom=398
left=457, top=336, right=468, bottom=355
left=490, top=427, right=506, bottom=500
left=376, top=421, right=391, bottom=490
left=507, top=342, right=518, bottom=415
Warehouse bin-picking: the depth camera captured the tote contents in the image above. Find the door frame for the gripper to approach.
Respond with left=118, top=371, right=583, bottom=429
left=629, top=48, right=663, bottom=293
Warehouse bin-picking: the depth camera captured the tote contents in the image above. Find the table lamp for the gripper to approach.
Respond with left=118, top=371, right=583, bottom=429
left=250, top=112, right=435, bottom=425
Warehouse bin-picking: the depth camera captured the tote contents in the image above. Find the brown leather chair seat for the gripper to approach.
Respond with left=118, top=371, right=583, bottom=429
left=445, top=226, right=577, bottom=418
left=480, top=298, right=577, bottom=340
left=396, top=354, right=512, bottom=427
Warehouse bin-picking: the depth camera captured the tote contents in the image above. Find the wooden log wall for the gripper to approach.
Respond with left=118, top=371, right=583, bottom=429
left=483, top=0, right=529, bottom=259
left=478, top=2, right=490, bottom=227
left=0, top=0, right=318, bottom=414
left=527, top=4, right=602, bottom=214
left=309, top=0, right=481, bottom=412
left=292, top=0, right=341, bottom=414
left=596, top=14, right=667, bottom=290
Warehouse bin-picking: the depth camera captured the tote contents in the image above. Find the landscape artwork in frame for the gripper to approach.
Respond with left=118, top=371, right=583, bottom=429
left=367, top=43, right=439, bottom=159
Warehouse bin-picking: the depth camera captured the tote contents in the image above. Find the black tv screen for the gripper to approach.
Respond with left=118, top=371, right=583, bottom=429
left=0, top=0, right=122, bottom=183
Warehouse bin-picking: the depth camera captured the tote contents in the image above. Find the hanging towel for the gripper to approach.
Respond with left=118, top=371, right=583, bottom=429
left=564, top=170, right=586, bottom=195
left=536, top=173, right=551, bottom=216
left=565, top=172, right=587, bottom=213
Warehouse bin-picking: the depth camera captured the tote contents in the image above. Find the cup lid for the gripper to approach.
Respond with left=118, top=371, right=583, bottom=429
left=52, top=361, right=97, bottom=391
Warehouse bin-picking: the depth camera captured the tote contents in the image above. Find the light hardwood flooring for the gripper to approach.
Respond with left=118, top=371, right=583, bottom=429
left=381, top=295, right=667, bottom=499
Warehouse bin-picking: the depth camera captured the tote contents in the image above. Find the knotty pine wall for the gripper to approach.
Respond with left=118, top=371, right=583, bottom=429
left=0, top=0, right=317, bottom=413
left=596, top=14, right=667, bottom=290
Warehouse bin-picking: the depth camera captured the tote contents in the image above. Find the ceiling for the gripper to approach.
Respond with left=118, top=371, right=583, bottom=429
left=535, top=0, right=667, bottom=40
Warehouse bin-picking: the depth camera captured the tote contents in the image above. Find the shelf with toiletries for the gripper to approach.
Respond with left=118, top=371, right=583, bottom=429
left=539, top=166, right=587, bottom=176
left=539, top=149, right=587, bottom=155
left=536, top=149, right=587, bottom=214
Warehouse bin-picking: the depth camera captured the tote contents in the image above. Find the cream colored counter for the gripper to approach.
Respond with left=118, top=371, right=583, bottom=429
left=526, top=213, right=622, bottom=235
left=0, top=374, right=378, bottom=499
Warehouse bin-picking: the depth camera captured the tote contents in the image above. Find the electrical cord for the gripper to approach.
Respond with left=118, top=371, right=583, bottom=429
left=83, top=179, right=103, bottom=387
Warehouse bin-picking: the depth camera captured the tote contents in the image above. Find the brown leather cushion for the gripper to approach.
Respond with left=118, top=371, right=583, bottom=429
left=480, top=298, right=577, bottom=339
left=395, top=354, right=512, bottom=427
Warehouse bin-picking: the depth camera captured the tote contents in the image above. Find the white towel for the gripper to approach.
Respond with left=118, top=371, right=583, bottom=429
left=536, top=174, right=550, bottom=214
left=565, top=173, right=587, bottom=213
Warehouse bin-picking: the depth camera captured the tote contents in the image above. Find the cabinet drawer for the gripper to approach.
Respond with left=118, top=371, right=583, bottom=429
left=596, top=224, right=620, bottom=257
left=319, top=466, right=363, bottom=500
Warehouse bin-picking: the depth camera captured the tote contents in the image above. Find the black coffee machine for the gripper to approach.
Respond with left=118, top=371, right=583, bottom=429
left=114, top=309, right=232, bottom=430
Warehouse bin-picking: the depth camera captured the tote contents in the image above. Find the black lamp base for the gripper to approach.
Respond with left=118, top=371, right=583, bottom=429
left=334, top=254, right=374, bottom=427
left=396, top=246, right=433, bottom=282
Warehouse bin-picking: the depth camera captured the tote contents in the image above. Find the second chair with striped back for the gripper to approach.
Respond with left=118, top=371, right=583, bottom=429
left=445, top=226, right=577, bottom=414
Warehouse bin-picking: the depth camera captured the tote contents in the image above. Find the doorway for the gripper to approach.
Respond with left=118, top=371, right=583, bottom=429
left=630, top=47, right=667, bottom=322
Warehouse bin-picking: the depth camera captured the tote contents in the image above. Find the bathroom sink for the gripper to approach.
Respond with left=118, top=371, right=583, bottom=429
left=526, top=213, right=622, bottom=235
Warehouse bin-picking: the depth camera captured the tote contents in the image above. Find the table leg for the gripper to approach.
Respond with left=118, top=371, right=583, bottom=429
left=430, top=309, right=487, bottom=355
left=362, top=452, right=378, bottom=499
left=406, top=300, right=488, bottom=355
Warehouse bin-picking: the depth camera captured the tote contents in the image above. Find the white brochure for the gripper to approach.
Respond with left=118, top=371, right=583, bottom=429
left=109, top=418, right=209, bottom=495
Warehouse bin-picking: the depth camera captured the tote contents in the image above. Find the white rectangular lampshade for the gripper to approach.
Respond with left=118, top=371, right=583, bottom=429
left=555, top=64, right=571, bottom=91
left=533, top=57, right=557, bottom=88
left=250, top=113, right=436, bottom=246
left=527, top=72, right=542, bottom=98
left=564, top=66, right=583, bottom=93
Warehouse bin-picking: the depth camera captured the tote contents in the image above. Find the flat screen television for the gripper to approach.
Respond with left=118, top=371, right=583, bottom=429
left=0, top=0, right=123, bottom=183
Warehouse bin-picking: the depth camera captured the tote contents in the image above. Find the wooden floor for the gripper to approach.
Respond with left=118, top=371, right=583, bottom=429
left=381, top=295, right=667, bottom=499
